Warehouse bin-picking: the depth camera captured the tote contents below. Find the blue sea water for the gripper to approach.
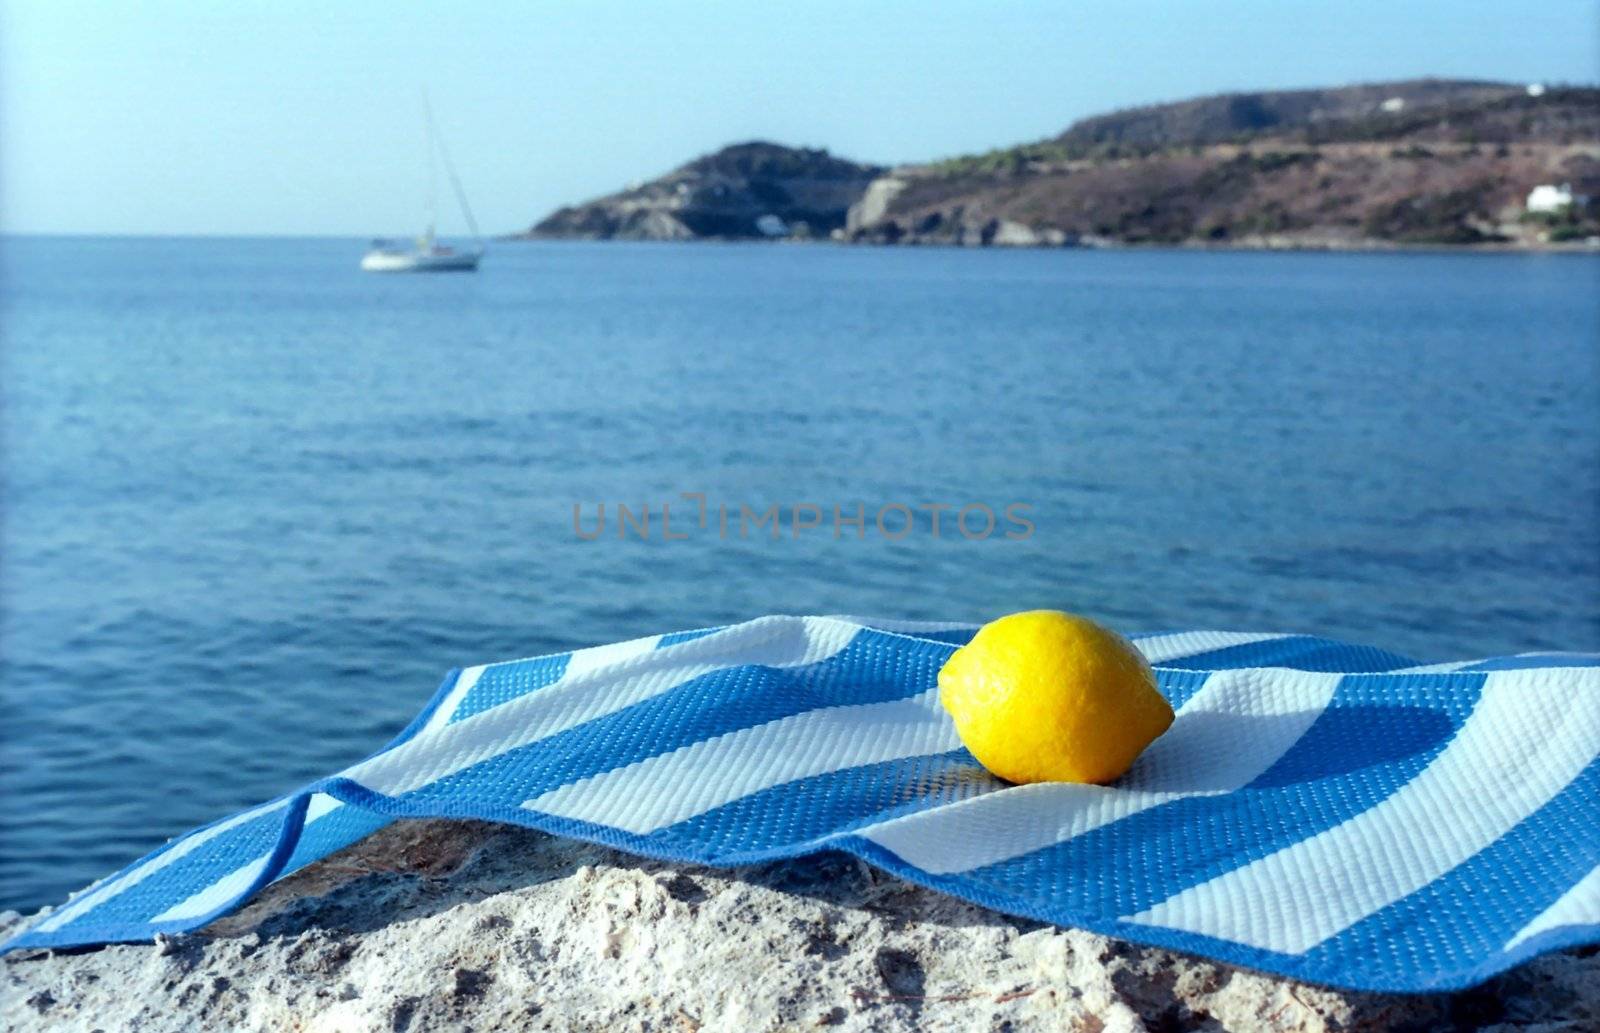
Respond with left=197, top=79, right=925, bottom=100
left=1, top=237, right=1597, bottom=912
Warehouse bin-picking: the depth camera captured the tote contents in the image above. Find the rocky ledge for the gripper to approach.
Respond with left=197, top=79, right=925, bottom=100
left=3, top=819, right=1596, bottom=1031
left=520, top=142, right=883, bottom=242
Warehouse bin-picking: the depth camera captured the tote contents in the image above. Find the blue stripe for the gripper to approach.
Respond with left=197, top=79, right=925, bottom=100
left=276, top=804, right=395, bottom=879
left=651, top=749, right=992, bottom=857
left=656, top=627, right=726, bottom=648
left=1155, top=668, right=1217, bottom=710
left=1305, top=757, right=1600, bottom=989
left=43, top=806, right=291, bottom=933
left=902, top=627, right=977, bottom=646
left=449, top=652, right=572, bottom=724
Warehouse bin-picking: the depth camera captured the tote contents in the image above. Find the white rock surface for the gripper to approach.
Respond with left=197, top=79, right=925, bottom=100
left=991, top=220, right=1042, bottom=246
left=3, top=819, right=1595, bottom=1031
left=845, top=174, right=910, bottom=233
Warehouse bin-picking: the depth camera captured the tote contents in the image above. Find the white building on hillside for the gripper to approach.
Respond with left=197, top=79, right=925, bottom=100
left=1527, top=183, right=1575, bottom=214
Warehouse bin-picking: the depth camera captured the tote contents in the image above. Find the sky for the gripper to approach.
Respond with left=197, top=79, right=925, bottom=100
left=2, top=1, right=1596, bottom=237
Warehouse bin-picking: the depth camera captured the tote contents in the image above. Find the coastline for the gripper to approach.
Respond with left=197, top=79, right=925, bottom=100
left=517, top=86, right=1600, bottom=256
left=4, top=819, right=1596, bottom=1031
left=504, top=233, right=1600, bottom=255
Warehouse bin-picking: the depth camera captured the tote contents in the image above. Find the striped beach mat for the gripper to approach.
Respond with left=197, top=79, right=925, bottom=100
left=5, top=616, right=1597, bottom=991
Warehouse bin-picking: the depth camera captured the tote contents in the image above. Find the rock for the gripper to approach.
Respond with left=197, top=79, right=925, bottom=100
left=3, top=819, right=1596, bottom=1031
left=521, top=142, right=884, bottom=241
left=991, top=220, right=1042, bottom=246
left=845, top=175, right=910, bottom=234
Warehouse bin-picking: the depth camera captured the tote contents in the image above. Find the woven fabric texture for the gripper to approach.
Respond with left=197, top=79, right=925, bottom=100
left=5, top=616, right=1596, bottom=991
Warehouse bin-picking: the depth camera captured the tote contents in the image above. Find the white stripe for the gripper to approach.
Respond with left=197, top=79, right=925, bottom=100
left=1126, top=667, right=1600, bottom=953
left=860, top=668, right=1342, bottom=874
left=345, top=616, right=862, bottom=798
left=146, top=794, right=346, bottom=925
left=418, top=665, right=486, bottom=733
left=523, top=688, right=959, bottom=834
left=1505, top=865, right=1600, bottom=950
left=303, top=793, right=344, bottom=823
left=421, top=633, right=667, bottom=734
left=150, top=856, right=273, bottom=923
left=31, top=799, right=288, bottom=934
left=562, top=632, right=667, bottom=679
left=1134, top=631, right=1291, bottom=665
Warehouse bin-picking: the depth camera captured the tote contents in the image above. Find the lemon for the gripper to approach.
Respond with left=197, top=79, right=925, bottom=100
left=939, top=610, right=1173, bottom=784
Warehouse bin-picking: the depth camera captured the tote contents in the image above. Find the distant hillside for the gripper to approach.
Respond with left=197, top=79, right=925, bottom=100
left=1047, top=80, right=1521, bottom=151
left=523, top=143, right=883, bottom=241
left=850, top=80, right=1600, bottom=248
left=523, top=80, right=1600, bottom=249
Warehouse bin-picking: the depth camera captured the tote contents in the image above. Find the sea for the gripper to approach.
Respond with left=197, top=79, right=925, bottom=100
left=2, top=236, right=1597, bottom=913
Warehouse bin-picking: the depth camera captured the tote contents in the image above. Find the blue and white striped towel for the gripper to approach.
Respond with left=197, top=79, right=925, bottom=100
left=5, top=616, right=1597, bottom=992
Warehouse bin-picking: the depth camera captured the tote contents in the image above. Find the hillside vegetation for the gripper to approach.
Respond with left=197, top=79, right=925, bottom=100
left=523, top=80, right=1600, bottom=248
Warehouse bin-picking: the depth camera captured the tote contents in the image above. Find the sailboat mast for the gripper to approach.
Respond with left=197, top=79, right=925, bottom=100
left=423, top=91, right=438, bottom=245
left=422, top=92, right=483, bottom=249
left=362, top=91, right=481, bottom=271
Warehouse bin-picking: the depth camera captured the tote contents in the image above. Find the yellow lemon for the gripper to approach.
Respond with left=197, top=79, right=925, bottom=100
left=939, top=610, right=1173, bottom=784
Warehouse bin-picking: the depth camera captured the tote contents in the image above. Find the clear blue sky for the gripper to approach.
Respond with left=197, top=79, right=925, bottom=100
left=2, top=1, right=1595, bottom=236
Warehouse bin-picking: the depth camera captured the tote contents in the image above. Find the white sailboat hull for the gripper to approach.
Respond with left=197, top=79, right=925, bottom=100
left=365, top=97, right=482, bottom=273
left=361, top=248, right=482, bottom=273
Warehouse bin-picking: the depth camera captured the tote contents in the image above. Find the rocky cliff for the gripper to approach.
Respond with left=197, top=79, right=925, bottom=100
left=522, top=142, right=884, bottom=241
left=524, top=80, right=1599, bottom=249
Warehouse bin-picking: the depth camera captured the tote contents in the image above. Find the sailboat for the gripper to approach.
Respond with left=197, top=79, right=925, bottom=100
left=362, top=97, right=484, bottom=273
